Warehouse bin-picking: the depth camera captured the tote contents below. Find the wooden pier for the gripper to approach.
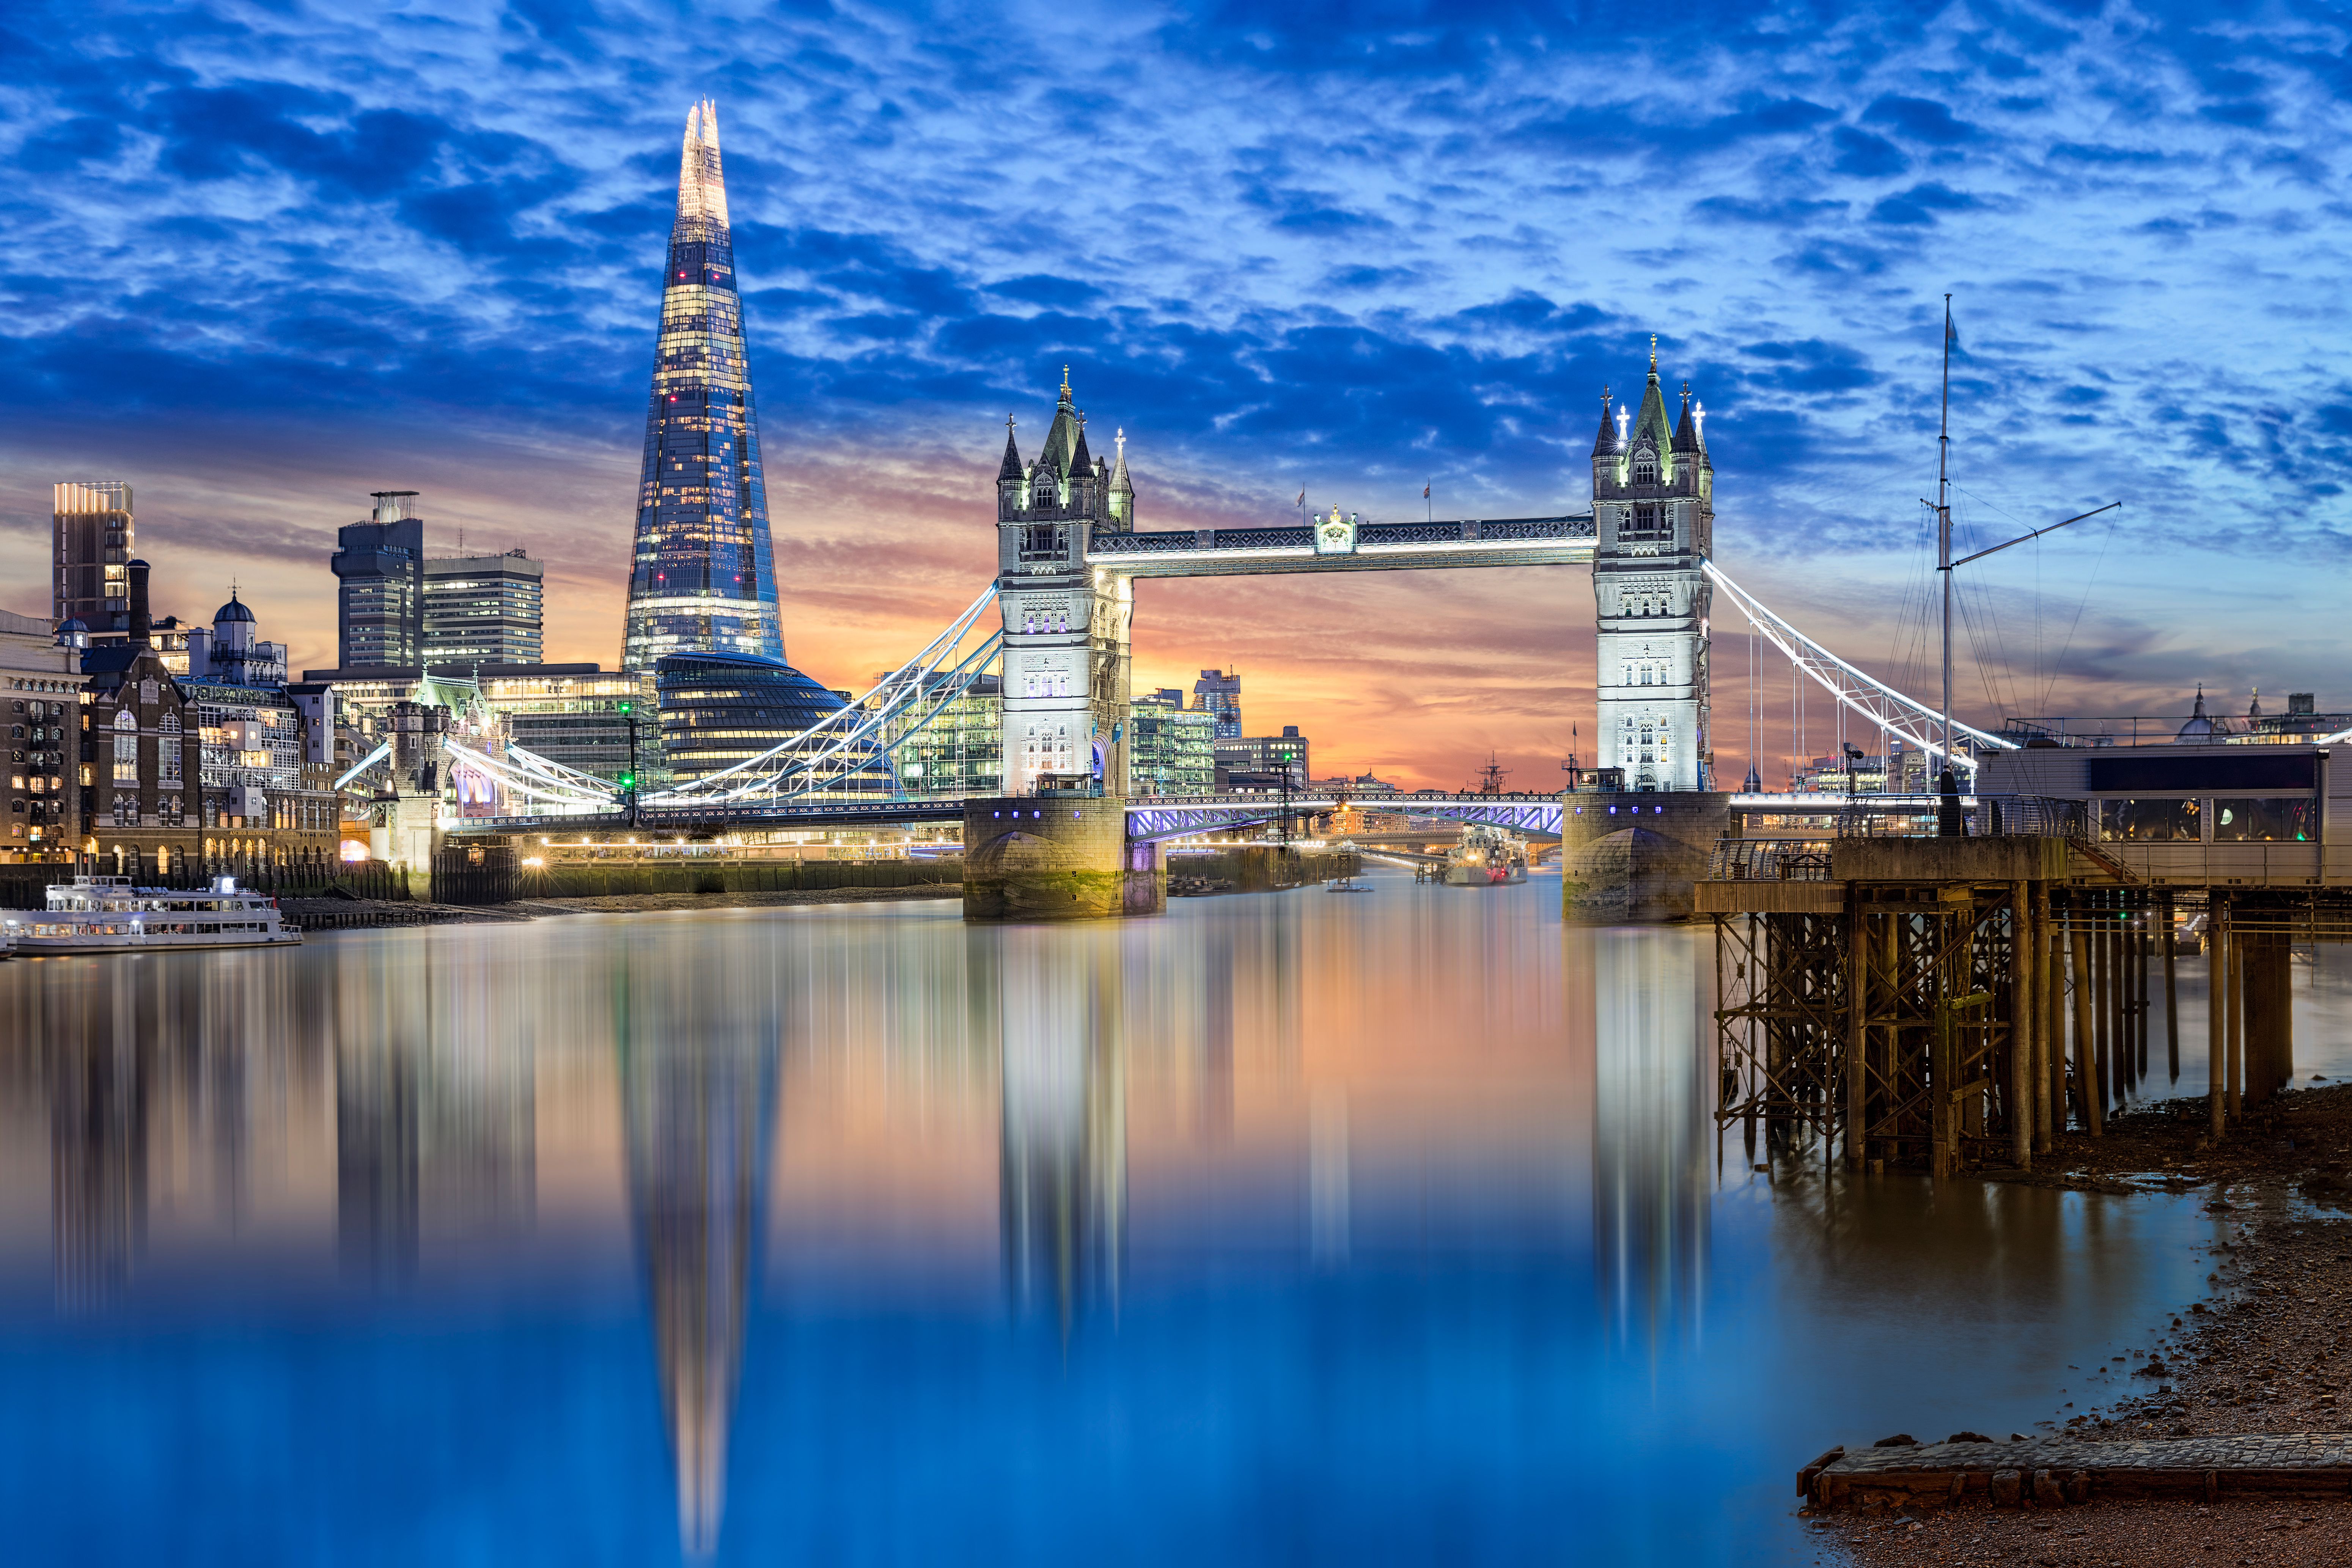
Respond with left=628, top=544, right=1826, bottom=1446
left=1697, top=823, right=2317, bottom=1175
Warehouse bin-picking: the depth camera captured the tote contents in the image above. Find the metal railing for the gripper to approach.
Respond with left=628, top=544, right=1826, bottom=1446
left=1710, top=796, right=2095, bottom=882
left=1709, top=838, right=1836, bottom=881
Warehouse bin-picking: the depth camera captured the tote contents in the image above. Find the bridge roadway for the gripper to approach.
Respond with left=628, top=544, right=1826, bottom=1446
left=1082, top=514, right=1595, bottom=577
left=445, top=791, right=1572, bottom=841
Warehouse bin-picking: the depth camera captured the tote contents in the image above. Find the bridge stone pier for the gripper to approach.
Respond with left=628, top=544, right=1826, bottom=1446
left=1561, top=790, right=1733, bottom=923
left=963, top=797, right=1164, bottom=921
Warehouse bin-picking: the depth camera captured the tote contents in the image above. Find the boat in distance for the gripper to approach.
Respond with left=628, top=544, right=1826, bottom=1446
left=1443, top=824, right=1529, bottom=886
left=2, top=876, right=302, bottom=956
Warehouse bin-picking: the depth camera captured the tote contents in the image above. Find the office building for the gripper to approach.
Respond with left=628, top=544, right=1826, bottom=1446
left=475, top=665, right=653, bottom=785
left=1215, top=726, right=1308, bottom=790
left=332, top=491, right=426, bottom=668
left=622, top=101, right=782, bottom=670
left=52, top=480, right=134, bottom=634
left=885, top=673, right=1003, bottom=798
left=1193, top=668, right=1241, bottom=740
left=1129, top=689, right=1215, bottom=796
left=423, top=550, right=544, bottom=667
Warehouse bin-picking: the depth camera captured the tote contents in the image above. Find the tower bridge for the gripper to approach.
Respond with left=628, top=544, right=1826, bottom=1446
left=404, top=350, right=2005, bottom=915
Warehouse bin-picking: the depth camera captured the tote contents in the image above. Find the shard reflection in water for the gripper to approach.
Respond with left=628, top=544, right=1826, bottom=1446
left=618, top=939, right=779, bottom=1560
left=992, top=926, right=1126, bottom=1335
left=1586, top=927, right=1711, bottom=1351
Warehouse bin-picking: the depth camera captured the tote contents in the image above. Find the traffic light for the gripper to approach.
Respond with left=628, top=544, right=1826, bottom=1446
left=616, top=700, right=633, bottom=715
left=618, top=771, right=637, bottom=789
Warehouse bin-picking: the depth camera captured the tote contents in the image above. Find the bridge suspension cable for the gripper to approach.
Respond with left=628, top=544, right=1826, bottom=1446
left=647, top=582, right=1003, bottom=805
left=1703, top=559, right=2017, bottom=774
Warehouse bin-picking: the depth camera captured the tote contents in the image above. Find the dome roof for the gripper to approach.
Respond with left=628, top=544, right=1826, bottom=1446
left=213, top=593, right=256, bottom=624
left=56, top=617, right=88, bottom=633
left=2177, top=685, right=2218, bottom=742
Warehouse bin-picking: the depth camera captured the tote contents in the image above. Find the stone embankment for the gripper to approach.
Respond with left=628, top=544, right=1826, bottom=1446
left=1817, top=1082, right=2352, bottom=1567
left=284, top=885, right=957, bottom=929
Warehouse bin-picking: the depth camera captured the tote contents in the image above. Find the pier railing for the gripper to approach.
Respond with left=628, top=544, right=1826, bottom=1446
left=1710, top=796, right=2094, bottom=881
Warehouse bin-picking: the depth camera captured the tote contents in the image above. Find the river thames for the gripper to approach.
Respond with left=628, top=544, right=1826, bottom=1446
left=0, top=870, right=2241, bottom=1564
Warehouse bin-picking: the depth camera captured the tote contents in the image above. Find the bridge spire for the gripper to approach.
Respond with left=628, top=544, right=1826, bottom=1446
left=1591, top=386, right=1616, bottom=458
left=1673, top=381, right=1701, bottom=453
left=997, top=415, right=1023, bottom=480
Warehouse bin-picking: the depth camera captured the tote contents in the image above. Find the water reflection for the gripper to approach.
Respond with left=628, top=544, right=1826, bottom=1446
left=0, top=881, right=2224, bottom=1566
left=1585, top=928, right=1710, bottom=1354
left=617, top=942, right=777, bottom=1560
left=994, top=929, right=1125, bottom=1334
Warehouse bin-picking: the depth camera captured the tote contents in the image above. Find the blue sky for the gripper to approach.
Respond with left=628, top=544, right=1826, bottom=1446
left=2, top=0, right=2346, bottom=785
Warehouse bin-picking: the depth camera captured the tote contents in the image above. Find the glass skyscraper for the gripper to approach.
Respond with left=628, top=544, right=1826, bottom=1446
left=622, top=100, right=781, bottom=672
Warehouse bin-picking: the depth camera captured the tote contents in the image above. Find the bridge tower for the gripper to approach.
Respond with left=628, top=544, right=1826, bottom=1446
left=1591, top=344, right=1712, bottom=791
left=994, top=370, right=1134, bottom=797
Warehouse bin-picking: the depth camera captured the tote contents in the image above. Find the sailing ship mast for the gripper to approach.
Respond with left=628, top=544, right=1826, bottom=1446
left=1937, top=293, right=1954, bottom=770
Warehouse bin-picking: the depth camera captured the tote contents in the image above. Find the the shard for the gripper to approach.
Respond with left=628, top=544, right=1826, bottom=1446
left=622, top=100, right=783, bottom=670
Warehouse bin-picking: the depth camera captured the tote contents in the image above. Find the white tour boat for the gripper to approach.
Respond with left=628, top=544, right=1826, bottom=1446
left=2, top=876, right=303, bottom=956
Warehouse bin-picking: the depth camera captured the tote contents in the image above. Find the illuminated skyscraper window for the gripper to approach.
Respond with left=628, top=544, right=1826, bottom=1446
left=621, top=100, right=781, bottom=672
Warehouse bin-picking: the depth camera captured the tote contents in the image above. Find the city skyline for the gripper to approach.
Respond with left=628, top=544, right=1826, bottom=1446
left=3, top=2, right=2347, bottom=786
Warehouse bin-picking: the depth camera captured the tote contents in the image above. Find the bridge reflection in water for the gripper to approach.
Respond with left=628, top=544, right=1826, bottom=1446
left=1580, top=928, right=1712, bottom=1354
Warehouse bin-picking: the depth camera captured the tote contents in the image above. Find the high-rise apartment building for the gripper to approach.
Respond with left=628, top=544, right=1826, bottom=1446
left=53, top=480, right=134, bottom=632
left=332, top=492, right=425, bottom=668
left=1193, top=668, right=1241, bottom=740
left=621, top=101, right=782, bottom=670
left=423, top=550, right=544, bottom=667
left=2, top=606, right=82, bottom=859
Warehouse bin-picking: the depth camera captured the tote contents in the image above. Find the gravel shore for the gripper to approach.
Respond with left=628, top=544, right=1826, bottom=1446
left=1819, top=1081, right=2352, bottom=1567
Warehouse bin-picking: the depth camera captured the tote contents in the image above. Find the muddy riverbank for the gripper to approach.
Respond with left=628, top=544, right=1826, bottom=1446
left=1821, top=1084, right=2352, bottom=1566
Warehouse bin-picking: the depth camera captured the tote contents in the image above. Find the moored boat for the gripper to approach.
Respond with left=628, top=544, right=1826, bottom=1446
left=2, top=876, right=302, bottom=955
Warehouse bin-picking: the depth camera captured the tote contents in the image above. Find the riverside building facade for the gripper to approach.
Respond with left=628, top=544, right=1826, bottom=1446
left=79, top=565, right=336, bottom=881
left=622, top=100, right=781, bottom=671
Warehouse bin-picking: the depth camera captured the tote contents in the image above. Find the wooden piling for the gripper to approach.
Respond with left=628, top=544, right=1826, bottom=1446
left=1846, top=899, right=1867, bottom=1172
left=2225, top=903, right=2243, bottom=1121
left=2068, top=904, right=2100, bottom=1135
left=2010, top=880, right=2033, bottom=1169
left=2094, top=893, right=2116, bottom=1110
left=2208, top=900, right=2226, bottom=1140
left=2163, top=889, right=2180, bottom=1082
left=2136, top=894, right=2151, bottom=1080
left=2034, top=884, right=2056, bottom=1151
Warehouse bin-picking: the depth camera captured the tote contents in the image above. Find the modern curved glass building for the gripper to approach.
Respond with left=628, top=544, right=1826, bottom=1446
left=656, top=652, right=892, bottom=795
left=622, top=101, right=782, bottom=672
